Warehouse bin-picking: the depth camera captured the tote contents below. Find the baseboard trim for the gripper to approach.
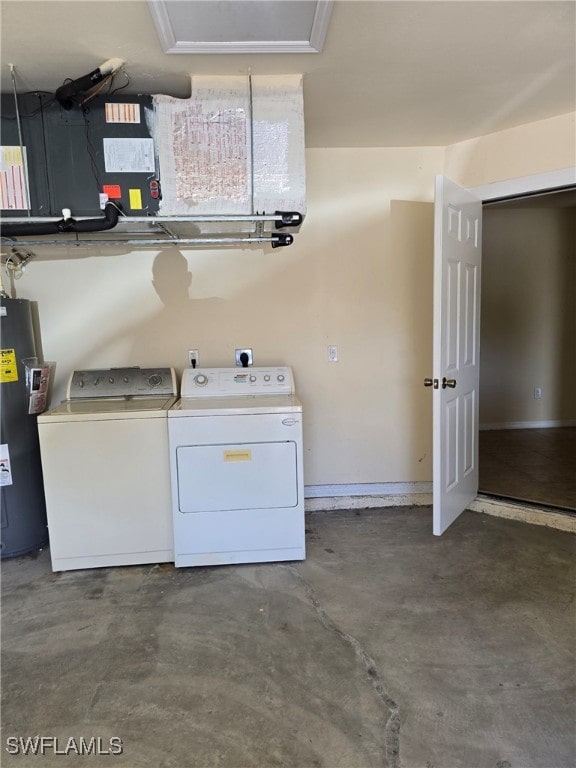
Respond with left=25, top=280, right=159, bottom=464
left=305, top=482, right=432, bottom=511
left=470, top=496, right=576, bottom=533
left=480, top=419, right=576, bottom=431
left=303, top=484, right=575, bottom=532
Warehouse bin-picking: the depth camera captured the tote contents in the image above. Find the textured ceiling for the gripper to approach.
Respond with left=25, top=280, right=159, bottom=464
left=1, top=0, right=574, bottom=147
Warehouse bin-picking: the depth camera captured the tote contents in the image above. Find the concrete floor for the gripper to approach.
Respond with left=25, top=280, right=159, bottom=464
left=2, top=507, right=575, bottom=768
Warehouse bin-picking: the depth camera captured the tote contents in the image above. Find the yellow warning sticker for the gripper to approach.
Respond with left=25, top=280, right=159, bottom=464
left=129, top=188, right=143, bottom=210
left=4, top=147, right=23, bottom=166
left=224, top=449, right=252, bottom=462
left=0, top=349, right=18, bottom=382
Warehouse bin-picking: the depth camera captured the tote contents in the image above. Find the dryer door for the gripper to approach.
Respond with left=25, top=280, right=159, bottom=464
left=176, top=441, right=298, bottom=513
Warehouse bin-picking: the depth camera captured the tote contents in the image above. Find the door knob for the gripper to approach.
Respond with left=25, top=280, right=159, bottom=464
left=442, top=377, right=457, bottom=389
left=424, top=378, right=439, bottom=389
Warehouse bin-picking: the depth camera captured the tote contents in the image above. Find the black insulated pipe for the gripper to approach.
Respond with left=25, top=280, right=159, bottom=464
left=274, top=211, right=303, bottom=229
left=1, top=203, right=121, bottom=238
left=55, top=69, right=105, bottom=110
left=271, top=233, right=293, bottom=248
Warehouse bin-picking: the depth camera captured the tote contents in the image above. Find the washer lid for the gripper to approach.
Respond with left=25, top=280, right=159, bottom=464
left=169, top=394, right=302, bottom=417
left=38, top=396, right=177, bottom=422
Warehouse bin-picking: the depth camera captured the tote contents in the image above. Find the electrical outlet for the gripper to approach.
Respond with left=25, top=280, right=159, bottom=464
left=328, top=345, right=338, bottom=362
left=235, top=348, right=253, bottom=366
left=534, top=387, right=542, bottom=399
left=188, top=350, right=199, bottom=367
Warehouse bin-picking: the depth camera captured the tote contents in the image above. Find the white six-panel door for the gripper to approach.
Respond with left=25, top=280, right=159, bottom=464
left=433, top=176, right=482, bottom=535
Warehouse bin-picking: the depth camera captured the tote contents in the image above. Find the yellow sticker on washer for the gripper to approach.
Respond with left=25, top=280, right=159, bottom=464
left=129, top=188, right=143, bottom=210
left=224, top=449, right=252, bottom=462
left=0, top=349, right=18, bottom=382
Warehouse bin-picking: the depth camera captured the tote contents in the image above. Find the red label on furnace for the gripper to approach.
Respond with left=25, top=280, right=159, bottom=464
left=103, top=185, right=122, bottom=199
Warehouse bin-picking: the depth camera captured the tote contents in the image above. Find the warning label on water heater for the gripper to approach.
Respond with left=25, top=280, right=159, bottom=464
left=0, top=444, right=13, bottom=486
left=0, top=349, right=18, bottom=382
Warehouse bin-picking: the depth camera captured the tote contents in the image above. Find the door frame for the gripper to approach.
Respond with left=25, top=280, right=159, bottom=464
left=469, top=167, right=576, bottom=203
left=467, top=166, right=576, bottom=513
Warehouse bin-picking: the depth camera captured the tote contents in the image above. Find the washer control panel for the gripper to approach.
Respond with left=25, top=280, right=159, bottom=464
left=68, top=367, right=177, bottom=399
left=181, top=367, right=294, bottom=398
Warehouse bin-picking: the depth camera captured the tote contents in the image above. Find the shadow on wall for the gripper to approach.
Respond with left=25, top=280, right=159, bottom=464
left=47, top=235, right=303, bottom=396
left=57, top=246, right=228, bottom=383
left=130, top=248, right=225, bottom=368
left=388, top=200, right=434, bottom=474
left=130, top=248, right=233, bottom=367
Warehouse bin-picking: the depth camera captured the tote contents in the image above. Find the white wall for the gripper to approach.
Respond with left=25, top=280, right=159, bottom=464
left=14, top=147, right=443, bottom=488
left=10, top=113, right=576, bottom=491
left=480, top=206, right=576, bottom=426
left=444, top=112, right=576, bottom=187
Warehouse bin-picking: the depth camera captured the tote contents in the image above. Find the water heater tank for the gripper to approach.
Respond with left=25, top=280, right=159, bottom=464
left=0, top=297, right=48, bottom=557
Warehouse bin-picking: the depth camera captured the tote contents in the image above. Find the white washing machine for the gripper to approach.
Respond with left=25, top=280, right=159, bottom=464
left=37, top=367, right=177, bottom=572
left=168, top=366, right=305, bottom=568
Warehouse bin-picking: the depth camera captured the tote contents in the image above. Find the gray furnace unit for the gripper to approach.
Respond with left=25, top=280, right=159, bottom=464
left=0, top=92, right=159, bottom=221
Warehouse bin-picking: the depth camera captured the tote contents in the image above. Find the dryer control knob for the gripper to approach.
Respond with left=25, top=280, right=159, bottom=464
left=264, top=375, right=271, bottom=382
left=277, top=374, right=285, bottom=382
left=194, top=374, right=208, bottom=386
left=250, top=375, right=257, bottom=382
left=148, top=375, right=162, bottom=388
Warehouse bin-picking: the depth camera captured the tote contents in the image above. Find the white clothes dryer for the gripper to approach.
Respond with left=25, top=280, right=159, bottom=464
left=38, top=367, right=177, bottom=571
left=168, top=367, right=305, bottom=568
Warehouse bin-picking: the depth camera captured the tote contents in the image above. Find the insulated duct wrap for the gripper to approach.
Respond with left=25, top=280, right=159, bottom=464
left=151, top=75, right=306, bottom=216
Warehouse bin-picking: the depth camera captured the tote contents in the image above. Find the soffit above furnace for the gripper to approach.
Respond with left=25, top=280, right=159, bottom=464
left=148, top=0, right=333, bottom=54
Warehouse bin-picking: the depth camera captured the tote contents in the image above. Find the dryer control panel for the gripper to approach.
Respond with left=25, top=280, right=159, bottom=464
left=180, top=367, right=294, bottom=398
left=68, top=367, right=177, bottom=399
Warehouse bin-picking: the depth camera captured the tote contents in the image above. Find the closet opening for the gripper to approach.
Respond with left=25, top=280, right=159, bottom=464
left=479, top=188, right=576, bottom=512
